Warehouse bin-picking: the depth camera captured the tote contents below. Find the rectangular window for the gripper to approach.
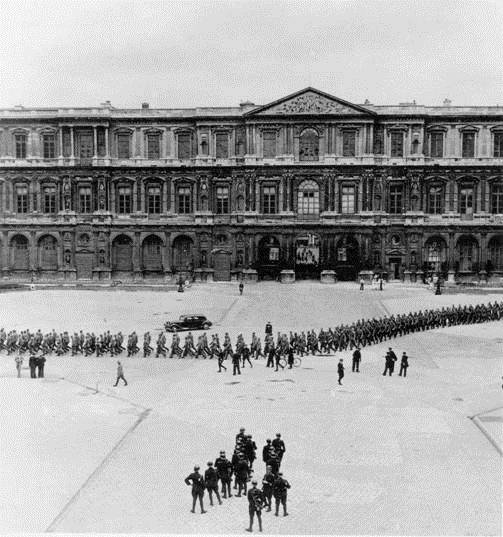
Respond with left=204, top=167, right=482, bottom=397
left=262, top=186, right=277, bottom=214
left=342, top=131, right=356, bottom=157
left=494, top=132, right=503, bottom=157
left=428, top=186, right=443, bottom=214
left=178, top=133, right=191, bottom=159
left=459, top=187, right=474, bottom=215
left=216, top=186, right=229, bottom=214
left=146, top=134, right=160, bottom=159
left=97, top=128, right=106, bottom=157
left=42, top=134, right=56, bottom=159
left=390, top=132, right=404, bottom=157
left=15, top=134, right=27, bottom=158
left=430, top=132, right=444, bottom=158
left=341, top=185, right=356, bottom=214
left=389, top=184, right=403, bottom=214
left=118, top=186, right=132, bottom=214
left=177, top=186, right=191, bottom=213
left=263, top=131, right=277, bottom=158
left=147, top=186, right=161, bottom=214
left=117, top=134, right=130, bottom=159
left=43, top=186, right=57, bottom=214
left=462, top=132, right=475, bottom=158
left=16, top=185, right=28, bottom=213
left=215, top=132, right=229, bottom=159
left=79, top=186, right=92, bottom=213
left=491, top=184, right=503, bottom=214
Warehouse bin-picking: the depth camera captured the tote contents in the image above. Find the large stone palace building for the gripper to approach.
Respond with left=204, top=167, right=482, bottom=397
left=0, top=87, right=502, bottom=283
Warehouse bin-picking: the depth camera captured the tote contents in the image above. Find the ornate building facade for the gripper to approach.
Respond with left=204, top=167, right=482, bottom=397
left=0, top=87, right=502, bottom=283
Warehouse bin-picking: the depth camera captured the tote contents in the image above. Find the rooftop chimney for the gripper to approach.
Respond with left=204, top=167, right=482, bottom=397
left=142, top=102, right=149, bottom=109
left=443, top=98, right=452, bottom=106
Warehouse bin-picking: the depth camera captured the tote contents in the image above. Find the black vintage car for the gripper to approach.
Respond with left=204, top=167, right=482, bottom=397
left=164, top=314, right=212, bottom=332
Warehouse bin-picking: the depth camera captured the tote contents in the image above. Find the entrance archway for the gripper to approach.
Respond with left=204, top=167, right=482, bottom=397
left=335, top=235, right=360, bottom=280
left=38, top=235, right=58, bottom=270
left=257, top=235, right=281, bottom=280
left=295, top=234, right=320, bottom=279
left=11, top=235, right=29, bottom=271
left=112, top=235, right=133, bottom=271
left=142, top=235, right=163, bottom=272
left=487, top=235, right=503, bottom=272
left=213, top=249, right=231, bottom=281
left=172, top=235, right=193, bottom=272
left=456, top=235, right=479, bottom=272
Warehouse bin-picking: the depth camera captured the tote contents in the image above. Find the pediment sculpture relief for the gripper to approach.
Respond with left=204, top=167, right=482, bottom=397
left=260, top=92, right=360, bottom=115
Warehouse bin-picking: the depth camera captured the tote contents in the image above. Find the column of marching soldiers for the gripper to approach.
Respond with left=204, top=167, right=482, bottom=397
left=184, top=427, right=290, bottom=532
left=4, top=302, right=503, bottom=376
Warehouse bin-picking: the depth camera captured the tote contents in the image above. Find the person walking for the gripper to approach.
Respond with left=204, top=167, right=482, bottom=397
left=239, top=281, right=244, bottom=295
left=399, top=352, right=409, bottom=377
left=113, top=361, right=128, bottom=386
left=15, top=355, right=23, bottom=378
left=352, top=347, right=361, bottom=372
left=359, top=277, right=365, bottom=291
left=232, top=352, right=241, bottom=376
left=246, top=480, right=264, bottom=533
left=204, top=462, right=222, bottom=506
left=185, top=466, right=207, bottom=514
left=338, top=358, right=344, bottom=385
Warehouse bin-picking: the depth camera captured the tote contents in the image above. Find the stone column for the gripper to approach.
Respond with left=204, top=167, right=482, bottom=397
left=133, top=232, right=141, bottom=279
left=93, top=126, right=98, bottom=158
left=70, top=127, right=75, bottom=158
left=105, top=127, right=110, bottom=157
left=2, top=230, right=9, bottom=276
left=58, top=128, right=64, bottom=158
left=132, top=180, right=138, bottom=212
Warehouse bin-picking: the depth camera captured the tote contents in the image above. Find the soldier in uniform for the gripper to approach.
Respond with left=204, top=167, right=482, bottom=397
left=272, top=433, right=286, bottom=463
left=261, top=465, right=275, bottom=512
left=215, top=450, right=233, bottom=498
left=337, top=358, right=344, bottom=385
left=143, top=332, right=152, bottom=358
left=235, top=455, right=250, bottom=497
left=383, top=347, right=397, bottom=376
left=262, top=439, right=273, bottom=463
left=246, top=480, right=264, bottom=533
left=399, top=352, right=409, bottom=377
left=36, top=354, right=46, bottom=378
left=272, top=472, right=290, bottom=517
left=184, top=465, right=207, bottom=514
left=113, top=361, right=128, bottom=386
left=265, top=322, right=273, bottom=336
left=352, top=347, right=361, bottom=372
left=232, top=352, right=241, bottom=376
left=244, top=434, right=257, bottom=470
left=217, top=350, right=227, bottom=372
left=204, top=462, right=222, bottom=506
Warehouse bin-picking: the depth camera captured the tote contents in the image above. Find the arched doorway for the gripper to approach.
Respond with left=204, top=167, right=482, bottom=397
left=38, top=235, right=58, bottom=270
left=335, top=236, right=360, bottom=281
left=142, top=235, right=163, bottom=273
left=424, top=236, right=448, bottom=276
left=257, top=235, right=281, bottom=280
left=456, top=235, right=479, bottom=272
left=487, top=235, right=503, bottom=273
left=112, top=235, right=133, bottom=272
left=172, top=235, right=193, bottom=272
left=295, top=234, right=320, bottom=279
left=11, top=235, right=29, bottom=271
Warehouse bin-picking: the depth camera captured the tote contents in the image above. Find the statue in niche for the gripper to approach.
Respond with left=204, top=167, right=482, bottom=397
left=64, top=250, right=72, bottom=266
left=98, top=250, right=106, bottom=265
left=237, top=195, right=244, bottom=211
left=200, top=250, right=207, bottom=267
left=201, top=195, right=208, bottom=211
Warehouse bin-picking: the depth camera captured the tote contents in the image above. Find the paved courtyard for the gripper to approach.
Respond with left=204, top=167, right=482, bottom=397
left=0, top=282, right=501, bottom=535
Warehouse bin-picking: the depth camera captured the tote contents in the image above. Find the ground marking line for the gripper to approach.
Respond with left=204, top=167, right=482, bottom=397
left=46, top=406, right=152, bottom=532
left=215, top=297, right=240, bottom=325
left=469, top=414, right=503, bottom=457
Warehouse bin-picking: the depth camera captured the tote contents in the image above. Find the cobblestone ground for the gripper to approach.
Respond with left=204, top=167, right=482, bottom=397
left=0, top=283, right=501, bottom=535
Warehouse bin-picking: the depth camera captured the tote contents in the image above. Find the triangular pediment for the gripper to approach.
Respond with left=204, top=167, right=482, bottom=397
left=245, top=87, right=375, bottom=116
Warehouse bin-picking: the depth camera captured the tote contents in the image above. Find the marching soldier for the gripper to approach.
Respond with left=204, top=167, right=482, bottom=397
left=204, top=462, right=222, bottom=506
left=246, top=480, right=264, bottom=533
left=262, top=439, right=273, bottom=463
left=261, top=465, right=275, bottom=512
left=265, top=321, right=272, bottom=336
left=232, top=352, right=241, bottom=376
left=217, top=350, right=227, bottom=372
left=399, top=352, right=409, bottom=377
left=184, top=465, right=207, bottom=514
left=272, top=472, right=290, bottom=517
left=383, top=347, right=397, bottom=376
left=272, top=433, right=286, bottom=463
left=235, top=456, right=250, bottom=497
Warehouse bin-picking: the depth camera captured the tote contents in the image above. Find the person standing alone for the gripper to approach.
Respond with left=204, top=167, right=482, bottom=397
left=338, top=358, right=344, bottom=385
left=399, top=352, right=409, bottom=377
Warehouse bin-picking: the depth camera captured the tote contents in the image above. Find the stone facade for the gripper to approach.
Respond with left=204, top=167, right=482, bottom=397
left=0, top=87, right=502, bottom=283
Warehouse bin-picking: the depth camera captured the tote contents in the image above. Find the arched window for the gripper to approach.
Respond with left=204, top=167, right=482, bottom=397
left=428, top=186, right=443, bottom=214
left=488, top=236, right=503, bottom=270
left=299, top=129, right=319, bottom=161
left=458, top=236, right=478, bottom=271
left=297, top=180, right=319, bottom=216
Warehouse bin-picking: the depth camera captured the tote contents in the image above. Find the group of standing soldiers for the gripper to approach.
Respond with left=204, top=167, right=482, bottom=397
left=184, top=427, right=291, bottom=532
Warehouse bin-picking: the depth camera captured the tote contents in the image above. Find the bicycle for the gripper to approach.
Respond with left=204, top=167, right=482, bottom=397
left=278, top=356, right=302, bottom=368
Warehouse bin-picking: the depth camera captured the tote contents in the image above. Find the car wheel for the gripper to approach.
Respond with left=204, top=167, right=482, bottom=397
left=202, top=322, right=210, bottom=330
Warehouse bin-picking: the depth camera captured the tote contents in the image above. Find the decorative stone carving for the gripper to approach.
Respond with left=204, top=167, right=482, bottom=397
left=63, top=176, right=71, bottom=211
left=98, top=177, right=106, bottom=210
left=259, top=91, right=361, bottom=115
